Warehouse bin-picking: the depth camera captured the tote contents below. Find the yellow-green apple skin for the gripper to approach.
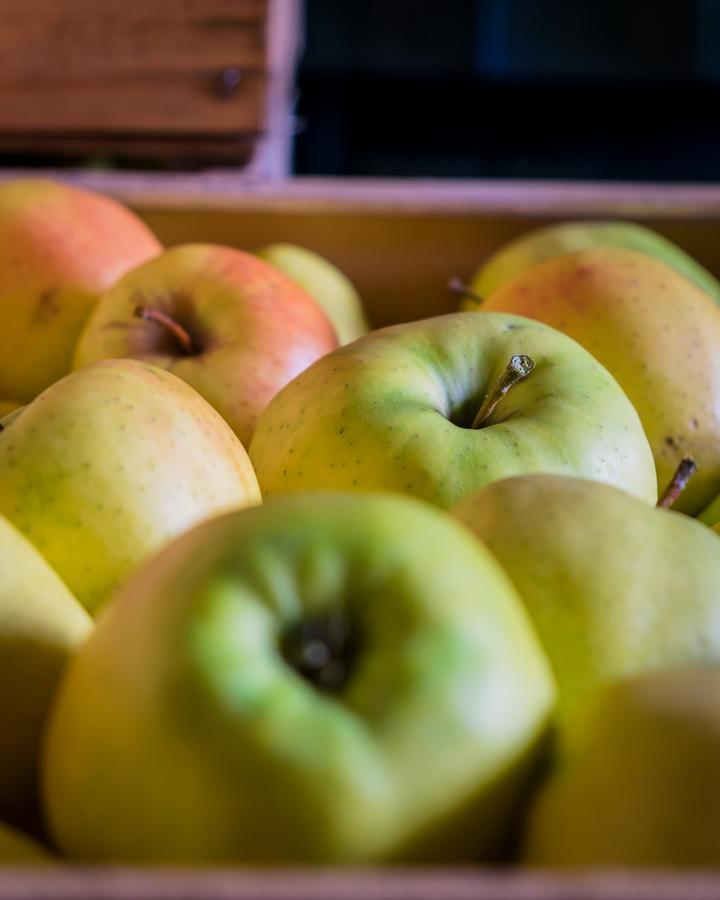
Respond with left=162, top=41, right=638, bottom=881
left=0, top=359, right=261, bottom=614
left=466, top=220, right=720, bottom=304
left=481, top=248, right=720, bottom=514
left=0, top=516, right=90, bottom=826
left=43, top=493, right=555, bottom=864
left=453, top=475, right=720, bottom=723
left=249, top=312, right=657, bottom=510
left=522, top=667, right=720, bottom=866
left=0, top=179, right=161, bottom=402
left=699, top=492, right=720, bottom=527
left=256, top=243, right=369, bottom=344
left=74, top=244, right=338, bottom=447
left=0, top=823, right=52, bottom=864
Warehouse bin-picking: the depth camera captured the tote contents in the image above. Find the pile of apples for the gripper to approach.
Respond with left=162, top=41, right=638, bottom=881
left=3, top=179, right=720, bottom=868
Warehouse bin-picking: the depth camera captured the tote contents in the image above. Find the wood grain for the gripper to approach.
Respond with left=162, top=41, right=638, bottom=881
left=0, top=0, right=266, bottom=79
left=0, top=0, right=301, bottom=164
left=0, top=74, right=266, bottom=133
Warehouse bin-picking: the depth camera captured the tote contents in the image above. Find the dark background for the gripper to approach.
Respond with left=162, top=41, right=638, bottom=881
left=293, top=0, right=720, bottom=180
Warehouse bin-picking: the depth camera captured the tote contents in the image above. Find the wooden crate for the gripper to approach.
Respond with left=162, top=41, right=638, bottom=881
left=0, top=0, right=301, bottom=173
left=1, top=173, right=720, bottom=900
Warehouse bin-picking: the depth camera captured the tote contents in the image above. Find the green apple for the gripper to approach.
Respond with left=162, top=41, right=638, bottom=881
left=0, top=359, right=261, bottom=614
left=463, top=220, right=720, bottom=305
left=522, top=666, right=720, bottom=866
left=256, top=243, right=369, bottom=344
left=74, top=244, right=338, bottom=447
left=453, top=474, right=720, bottom=722
left=698, top=491, right=720, bottom=527
left=481, top=248, right=720, bottom=514
left=0, top=178, right=161, bottom=402
left=0, top=516, right=90, bottom=826
left=249, top=312, right=657, bottom=510
left=0, top=822, right=52, bottom=863
left=43, top=492, right=555, bottom=863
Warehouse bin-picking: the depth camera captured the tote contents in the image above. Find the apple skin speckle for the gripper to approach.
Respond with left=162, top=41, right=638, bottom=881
left=0, top=359, right=261, bottom=614
left=249, top=311, right=656, bottom=510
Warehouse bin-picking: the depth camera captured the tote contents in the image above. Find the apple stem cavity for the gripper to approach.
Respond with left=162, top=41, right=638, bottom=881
left=134, top=306, right=195, bottom=355
left=471, top=355, right=536, bottom=429
left=281, top=610, right=358, bottom=692
left=447, top=276, right=484, bottom=308
left=657, top=456, right=698, bottom=509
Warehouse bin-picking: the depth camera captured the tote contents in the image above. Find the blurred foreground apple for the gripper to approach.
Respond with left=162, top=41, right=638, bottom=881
left=250, top=312, right=656, bottom=509
left=453, top=473, right=720, bottom=721
left=0, top=360, right=261, bottom=614
left=44, top=493, right=554, bottom=863
left=522, top=666, right=720, bottom=866
left=74, top=245, right=338, bottom=447
left=0, top=179, right=160, bottom=401
left=0, top=517, right=90, bottom=827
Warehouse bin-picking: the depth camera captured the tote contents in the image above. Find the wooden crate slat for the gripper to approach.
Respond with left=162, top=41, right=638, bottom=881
left=1, top=867, right=720, bottom=900
left=0, top=0, right=267, bottom=79
left=0, top=72, right=267, bottom=133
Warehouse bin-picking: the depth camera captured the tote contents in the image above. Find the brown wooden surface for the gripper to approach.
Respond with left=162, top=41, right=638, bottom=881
left=0, top=0, right=267, bottom=134
left=0, top=0, right=267, bottom=79
left=1, top=867, right=720, bottom=900
left=0, top=0, right=301, bottom=167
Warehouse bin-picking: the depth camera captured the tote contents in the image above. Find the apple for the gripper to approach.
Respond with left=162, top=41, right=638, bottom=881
left=453, top=473, right=720, bottom=722
left=461, top=220, right=720, bottom=305
left=0, top=359, right=261, bottom=614
left=0, top=515, right=90, bottom=827
left=479, top=247, right=720, bottom=514
left=0, top=179, right=160, bottom=402
left=249, top=311, right=657, bottom=510
left=522, top=666, right=720, bottom=866
left=0, top=822, right=52, bottom=863
left=43, top=492, right=555, bottom=863
left=256, top=243, right=369, bottom=344
left=74, top=244, right=339, bottom=447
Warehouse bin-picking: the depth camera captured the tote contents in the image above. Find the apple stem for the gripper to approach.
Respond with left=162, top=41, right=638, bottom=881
left=134, top=306, right=195, bottom=355
left=448, top=276, right=484, bottom=307
left=657, top=456, right=697, bottom=509
left=471, top=355, right=535, bottom=429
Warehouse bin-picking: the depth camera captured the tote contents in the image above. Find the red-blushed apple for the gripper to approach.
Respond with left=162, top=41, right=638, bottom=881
left=0, top=179, right=161, bottom=401
left=480, top=248, right=720, bottom=514
left=73, top=244, right=339, bottom=447
left=0, top=359, right=261, bottom=614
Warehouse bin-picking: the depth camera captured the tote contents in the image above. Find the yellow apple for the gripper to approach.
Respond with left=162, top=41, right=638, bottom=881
left=0, top=359, right=261, bottom=614
left=0, top=515, right=90, bottom=826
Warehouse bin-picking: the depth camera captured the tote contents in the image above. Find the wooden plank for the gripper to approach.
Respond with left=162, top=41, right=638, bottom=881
left=0, top=0, right=266, bottom=78
left=0, top=135, right=259, bottom=167
left=0, top=867, right=720, bottom=900
left=0, top=73, right=266, bottom=133
left=0, top=173, right=714, bottom=218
